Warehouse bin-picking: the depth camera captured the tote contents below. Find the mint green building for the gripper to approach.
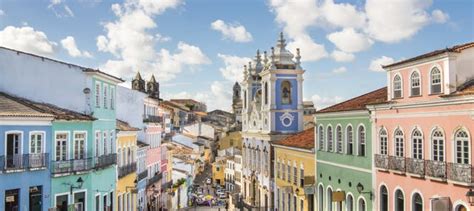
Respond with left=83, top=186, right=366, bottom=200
left=314, top=87, right=386, bottom=211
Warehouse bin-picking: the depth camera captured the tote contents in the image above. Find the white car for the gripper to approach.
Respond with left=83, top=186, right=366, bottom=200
left=206, top=178, right=212, bottom=184
left=216, top=189, right=224, bottom=195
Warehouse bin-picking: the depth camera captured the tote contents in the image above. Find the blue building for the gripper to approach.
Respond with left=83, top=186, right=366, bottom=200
left=240, top=33, right=305, bottom=209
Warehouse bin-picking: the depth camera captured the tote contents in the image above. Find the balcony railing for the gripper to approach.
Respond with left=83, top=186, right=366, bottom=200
left=143, top=115, right=163, bottom=123
left=51, top=158, right=94, bottom=174
left=375, top=154, right=389, bottom=170
left=94, top=153, right=117, bottom=169
left=388, top=156, right=406, bottom=172
left=0, top=153, right=49, bottom=172
left=118, top=162, right=137, bottom=178
left=147, top=172, right=163, bottom=187
left=425, top=160, right=447, bottom=180
left=406, top=158, right=425, bottom=176
left=447, top=162, right=473, bottom=184
left=138, top=169, right=148, bottom=182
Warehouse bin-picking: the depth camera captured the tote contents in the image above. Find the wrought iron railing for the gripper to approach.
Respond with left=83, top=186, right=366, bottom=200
left=51, top=158, right=94, bottom=174
left=375, top=154, right=389, bottom=170
left=94, top=153, right=117, bottom=169
left=406, top=158, right=425, bottom=176
left=143, top=115, right=163, bottom=123
left=138, top=169, right=148, bottom=182
left=388, top=156, right=406, bottom=172
left=0, top=153, right=49, bottom=171
left=425, top=160, right=447, bottom=180
left=118, top=162, right=137, bottom=178
left=147, top=172, right=163, bottom=187
left=447, top=162, right=473, bottom=184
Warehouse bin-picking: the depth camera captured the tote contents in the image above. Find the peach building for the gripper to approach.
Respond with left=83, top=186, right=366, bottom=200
left=368, top=42, right=474, bottom=211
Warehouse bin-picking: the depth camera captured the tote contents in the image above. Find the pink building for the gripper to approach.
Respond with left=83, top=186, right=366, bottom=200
left=369, top=42, right=474, bottom=211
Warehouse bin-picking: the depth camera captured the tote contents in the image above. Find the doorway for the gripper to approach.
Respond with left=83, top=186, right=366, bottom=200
left=6, top=133, right=21, bottom=169
left=56, top=194, right=69, bottom=211
left=5, top=189, right=20, bottom=211
left=74, top=191, right=86, bottom=211
left=29, top=186, right=43, bottom=211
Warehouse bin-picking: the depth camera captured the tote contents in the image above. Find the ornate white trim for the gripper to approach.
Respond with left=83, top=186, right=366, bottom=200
left=279, top=112, right=294, bottom=127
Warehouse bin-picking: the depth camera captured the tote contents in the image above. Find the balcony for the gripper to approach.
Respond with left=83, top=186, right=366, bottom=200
left=118, top=162, right=137, bottom=178
left=406, top=158, right=425, bottom=176
left=447, top=162, right=473, bottom=184
left=388, top=156, right=406, bottom=172
left=0, top=153, right=49, bottom=172
left=51, top=158, right=94, bottom=174
left=94, top=153, right=117, bottom=169
left=374, top=154, right=389, bottom=170
left=147, top=172, right=163, bottom=187
left=143, top=115, right=163, bottom=123
left=138, top=169, right=148, bottom=182
left=425, top=160, right=447, bottom=180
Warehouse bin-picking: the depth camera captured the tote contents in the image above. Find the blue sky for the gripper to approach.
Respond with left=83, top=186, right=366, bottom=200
left=0, top=0, right=473, bottom=111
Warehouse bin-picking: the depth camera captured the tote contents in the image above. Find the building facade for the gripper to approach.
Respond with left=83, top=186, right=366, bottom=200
left=273, top=128, right=316, bottom=211
left=369, top=42, right=474, bottom=211
left=241, top=33, right=305, bottom=210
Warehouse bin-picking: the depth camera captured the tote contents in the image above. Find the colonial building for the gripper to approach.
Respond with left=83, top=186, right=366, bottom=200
left=368, top=42, right=474, bottom=211
left=273, top=127, right=316, bottom=211
left=241, top=33, right=305, bottom=210
left=315, top=87, right=387, bottom=211
left=232, top=82, right=243, bottom=126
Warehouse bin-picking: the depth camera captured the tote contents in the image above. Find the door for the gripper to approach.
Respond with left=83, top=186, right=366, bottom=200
left=74, top=191, right=86, bottom=211
left=56, top=194, right=68, bottom=211
left=5, top=189, right=20, bottom=211
left=6, top=133, right=21, bottom=169
left=29, top=186, right=43, bottom=211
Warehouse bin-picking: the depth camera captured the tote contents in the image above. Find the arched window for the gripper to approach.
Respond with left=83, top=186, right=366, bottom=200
left=431, top=129, right=445, bottom=162
left=281, top=80, right=292, bottom=105
left=455, top=129, right=470, bottom=164
left=395, top=189, right=405, bottom=211
left=346, top=194, right=353, bottom=211
left=430, top=67, right=441, bottom=94
left=380, top=129, right=388, bottom=155
left=358, top=198, right=366, bottom=211
left=336, top=125, right=343, bottom=153
left=318, top=125, right=325, bottom=151
left=410, top=71, right=421, bottom=96
left=412, top=193, right=423, bottom=211
left=380, top=185, right=388, bottom=211
left=455, top=204, right=468, bottom=211
left=244, top=91, right=247, bottom=108
left=327, top=188, right=333, bottom=211
left=358, top=125, right=366, bottom=156
left=412, top=129, right=423, bottom=159
left=327, top=126, right=333, bottom=152
left=347, top=125, right=353, bottom=155
left=393, top=75, right=402, bottom=98
left=318, top=185, right=324, bottom=211
left=395, top=129, right=404, bottom=157
left=264, top=82, right=268, bottom=105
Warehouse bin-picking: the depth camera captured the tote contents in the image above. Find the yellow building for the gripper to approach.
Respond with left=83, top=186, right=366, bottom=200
left=273, top=127, right=316, bottom=211
left=116, top=120, right=139, bottom=211
left=218, top=131, right=242, bottom=150
left=212, top=158, right=227, bottom=186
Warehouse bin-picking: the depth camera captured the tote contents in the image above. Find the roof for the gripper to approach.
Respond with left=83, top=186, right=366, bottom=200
left=383, top=41, right=474, bottom=69
left=161, top=100, right=190, bottom=111
left=208, top=109, right=233, bottom=117
left=0, top=92, right=95, bottom=120
left=116, top=119, right=140, bottom=131
left=442, top=78, right=474, bottom=97
left=137, top=141, right=149, bottom=148
left=272, top=127, right=314, bottom=150
left=0, top=46, right=124, bottom=83
left=82, top=68, right=125, bottom=83
left=316, top=87, right=387, bottom=113
left=0, top=93, right=54, bottom=118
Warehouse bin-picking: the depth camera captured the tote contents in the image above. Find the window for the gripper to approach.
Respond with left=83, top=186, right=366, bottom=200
left=395, top=129, right=404, bottom=157
left=412, top=129, right=423, bottom=159
left=95, top=131, right=101, bottom=157
left=293, top=163, right=297, bottom=185
left=455, top=130, right=470, bottom=164
left=346, top=194, right=353, bottom=211
left=110, top=131, right=114, bottom=154
left=55, top=133, right=68, bottom=161
left=327, top=126, right=333, bottom=152
left=395, top=190, right=404, bottom=211
left=110, top=87, right=115, bottom=109
left=358, top=126, right=366, bottom=156
left=318, top=125, right=324, bottom=150
left=244, top=91, right=247, bottom=108
left=336, top=125, right=343, bottom=153
left=299, top=166, right=304, bottom=187
left=281, top=80, right=292, bottom=104
left=412, top=193, right=423, bottom=211
left=282, top=160, right=286, bottom=181
left=380, top=129, right=388, bottom=155
left=95, top=83, right=101, bottom=108
left=264, top=82, right=268, bottom=105
left=393, top=75, right=402, bottom=98
left=74, top=132, right=86, bottom=159
left=430, top=67, right=441, bottom=94
left=327, top=188, right=333, bottom=211
left=410, top=71, right=421, bottom=96
left=30, top=132, right=44, bottom=154
left=103, top=84, right=108, bottom=108
left=103, top=132, right=108, bottom=155
left=358, top=198, right=366, bottom=211
left=347, top=125, right=353, bottom=155
left=380, top=186, right=388, bottom=211
left=318, top=186, right=324, bottom=211
left=432, top=129, right=444, bottom=162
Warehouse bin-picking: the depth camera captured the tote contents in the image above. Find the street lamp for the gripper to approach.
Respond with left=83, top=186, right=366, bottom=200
left=466, top=188, right=474, bottom=205
left=69, top=177, right=84, bottom=194
left=356, top=183, right=373, bottom=200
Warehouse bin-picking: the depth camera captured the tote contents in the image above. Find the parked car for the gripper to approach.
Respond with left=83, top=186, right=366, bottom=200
left=196, top=188, right=203, bottom=195
left=216, top=189, right=224, bottom=195
left=206, top=178, right=212, bottom=184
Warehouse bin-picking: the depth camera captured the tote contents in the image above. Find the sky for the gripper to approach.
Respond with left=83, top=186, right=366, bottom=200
left=0, top=0, right=473, bottom=111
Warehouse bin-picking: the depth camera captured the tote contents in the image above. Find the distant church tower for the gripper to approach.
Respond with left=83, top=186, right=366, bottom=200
left=132, top=72, right=145, bottom=92
left=232, top=82, right=243, bottom=125
left=147, top=74, right=160, bottom=99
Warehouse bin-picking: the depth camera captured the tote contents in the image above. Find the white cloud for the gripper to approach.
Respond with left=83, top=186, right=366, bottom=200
left=332, top=66, right=347, bottom=74
left=48, top=0, right=74, bottom=18
left=327, top=28, right=373, bottom=53
left=369, top=56, right=395, bottom=72
left=155, top=33, right=171, bottom=42
left=287, top=34, right=328, bottom=62
left=97, top=0, right=210, bottom=82
left=217, top=54, right=251, bottom=82
left=311, top=94, right=344, bottom=110
left=211, top=20, right=253, bottom=43
left=330, top=50, right=355, bottom=62
left=432, top=9, right=449, bottom=23
left=60, top=36, right=92, bottom=58
left=0, top=26, right=57, bottom=56
left=321, top=0, right=366, bottom=29
left=0, top=9, right=5, bottom=16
